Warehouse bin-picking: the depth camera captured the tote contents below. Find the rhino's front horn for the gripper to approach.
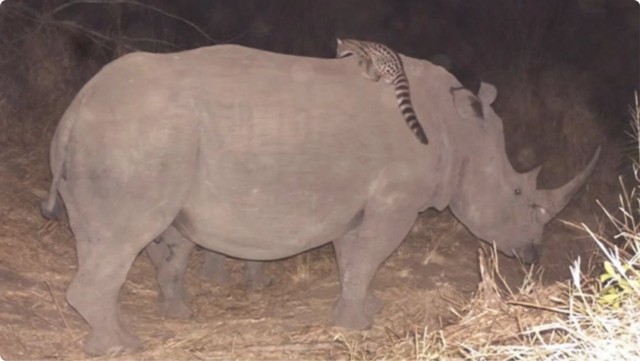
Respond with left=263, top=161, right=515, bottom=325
left=536, top=147, right=601, bottom=221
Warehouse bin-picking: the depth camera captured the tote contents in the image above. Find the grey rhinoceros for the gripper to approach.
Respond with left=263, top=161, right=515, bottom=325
left=41, top=44, right=598, bottom=355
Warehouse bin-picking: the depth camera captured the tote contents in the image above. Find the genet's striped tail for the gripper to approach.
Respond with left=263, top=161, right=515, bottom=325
left=392, top=75, right=429, bottom=145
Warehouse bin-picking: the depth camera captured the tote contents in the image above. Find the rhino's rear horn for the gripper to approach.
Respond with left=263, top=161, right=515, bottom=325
left=536, top=147, right=600, bottom=220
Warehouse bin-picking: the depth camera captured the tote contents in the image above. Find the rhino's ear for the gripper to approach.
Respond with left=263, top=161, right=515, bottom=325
left=478, top=82, right=498, bottom=105
left=451, top=86, right=483, bottom=120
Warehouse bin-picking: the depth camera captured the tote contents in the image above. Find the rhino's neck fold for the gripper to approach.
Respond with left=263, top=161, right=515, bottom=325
left=426, top=115, right=459, bottom=212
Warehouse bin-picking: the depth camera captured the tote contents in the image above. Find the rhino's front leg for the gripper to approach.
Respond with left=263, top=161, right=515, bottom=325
left=67, top=231, right=144, bottom=355
left=331, top=200, right=418, bottom=329
left=146, top=226, right=195, bottom=319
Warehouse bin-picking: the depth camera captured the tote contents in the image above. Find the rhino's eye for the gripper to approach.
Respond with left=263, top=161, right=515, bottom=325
left=514, top=188, right=522, bottom=195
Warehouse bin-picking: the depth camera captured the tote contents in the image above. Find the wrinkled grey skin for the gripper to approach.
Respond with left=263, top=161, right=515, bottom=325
left=41, top=45, right=599, bottom=355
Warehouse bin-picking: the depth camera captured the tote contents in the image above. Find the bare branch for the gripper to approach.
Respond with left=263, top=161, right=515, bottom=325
left=48, top=0, right=219, bottom=44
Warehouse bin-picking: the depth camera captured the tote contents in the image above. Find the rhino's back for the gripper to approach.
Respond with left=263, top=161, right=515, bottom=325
left=55, top=45, right=444, bottom=259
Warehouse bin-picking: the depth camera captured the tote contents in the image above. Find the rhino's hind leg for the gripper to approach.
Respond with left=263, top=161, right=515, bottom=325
left=200, top=251, right=271, bottom=290
left=244, top=261, right=272, bottom=290
left=331, top=203, right=417, bottom=330
left=65, top=222, right=146, bottom=355
left=199, top=251, right=231, bottom=284
left=62, top=189, right=179, bottom=355
left=147, top=226, right=195, bottom=319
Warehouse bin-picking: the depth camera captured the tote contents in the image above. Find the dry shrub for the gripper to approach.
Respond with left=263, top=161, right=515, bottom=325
left=493, top=64, right=603, bottom=176
left=337, top=215, right=637, bottom=360
left=491, top=60, right=617, bottom=227
left=0, top=1, right=209, bottom=148
left=0, top=2, right=113, bottom=148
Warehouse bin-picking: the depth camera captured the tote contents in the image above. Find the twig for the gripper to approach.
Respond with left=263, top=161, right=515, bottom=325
left=507, top=300, right=570, bottom=315
left=240, top=342, right=335, bottom=352
left=45, top=281, right=75, bottom=339
left=119, top=36, right=179, bottom=49
left=188, top=350, right=206, bottom=361
left=49, top=0, right=219, bottom=44
left=9, top=325, right=29, bottom=353
left=53, top=20, right=138, bottom=52
left=2, top=4, right=128, bottom=53
left=32, top=312, right=65, bottom=330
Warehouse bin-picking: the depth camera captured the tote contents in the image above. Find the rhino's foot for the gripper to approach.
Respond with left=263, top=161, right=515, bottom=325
left=331, top=297, right=373, bottom=330
left=162, top=298, right=193, bottom=319
left=84, top=328, right=141, bottom=356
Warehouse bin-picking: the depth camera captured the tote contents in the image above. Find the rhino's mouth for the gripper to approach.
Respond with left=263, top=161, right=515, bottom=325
left=509, top=243, right=541, bottom=264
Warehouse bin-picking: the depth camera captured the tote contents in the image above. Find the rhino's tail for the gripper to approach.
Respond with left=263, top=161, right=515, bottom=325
left=40, top=113, right=76, bottom=220
left=40, top=195, right=62, bottom=220
left=40, top=154, right=65, bottom=220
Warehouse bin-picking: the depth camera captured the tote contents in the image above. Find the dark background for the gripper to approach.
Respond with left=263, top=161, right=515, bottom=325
left=0, top=0, right=638, bottom=193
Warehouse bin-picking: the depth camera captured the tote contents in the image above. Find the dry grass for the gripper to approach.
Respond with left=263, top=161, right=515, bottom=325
left=337, top=218, right=639, bottom=360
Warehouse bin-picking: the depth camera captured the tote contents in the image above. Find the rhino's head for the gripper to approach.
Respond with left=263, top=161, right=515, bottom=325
left=446, top=83, right=599, bottom=264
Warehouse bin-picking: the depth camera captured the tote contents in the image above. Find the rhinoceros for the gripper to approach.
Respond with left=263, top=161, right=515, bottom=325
left=41, top=44, right=598, bottom=355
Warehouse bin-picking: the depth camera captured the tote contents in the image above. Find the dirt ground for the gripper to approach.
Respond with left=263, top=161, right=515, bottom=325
left=0, top=143, right=600, bottom=360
